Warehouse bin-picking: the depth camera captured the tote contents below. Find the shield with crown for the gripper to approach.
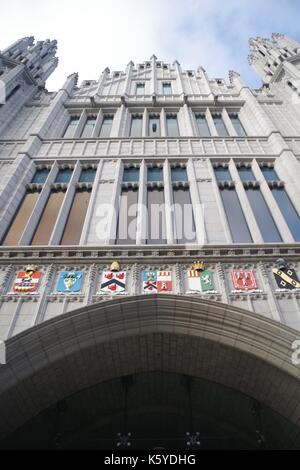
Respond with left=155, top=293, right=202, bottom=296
left=13, top=265, right=42, bottom=293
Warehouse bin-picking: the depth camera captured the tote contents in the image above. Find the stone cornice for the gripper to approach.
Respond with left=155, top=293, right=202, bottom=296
left=0, top=244, right=299, bottom=264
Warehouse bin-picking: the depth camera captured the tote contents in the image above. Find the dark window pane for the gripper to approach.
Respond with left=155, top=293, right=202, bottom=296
left=163, top=83, right=172, bottom=95
left=31, top=190, right=65, bottom=245
left=99, top=116, right=113, bottom=138
left=260, top=166, right=279, bottom=181
left=130, top=116, right=143, bottom=137
left=271, top=188, right=300, bottom=241
left=136, top=83, right=145, bottom=95
left=173, top=188, right=196, bottom=243
left=220, top=188, right=252, bottom=243
left=79, top=168, right=96, bottom=183
left=246, top=188, right=282, bottom=242
left=63, top=116, right=79, bottom=138
left=116, top=188, right=138, bottom=245
left=123, top=167, right=140, bottom=182
left=60, top=190, right=91, bottom=245
left=147, top=167, right=163, bottom=182
left=230, top=115, right=246, bottom=137
left=31, top=169, right=49, bottom=184
left=213, top=115, right=229, bottom=137
left=195, top=114, right=211, bottom=137
left=238, top=166, right=255, bottom=181
left=149, top=115, right=160, bottom=137
left=214, top=167, right=231, bottom=181
left=166, top=115, right=179, bottom=137
left=2, top=191, right=39, bottom=246
left=55, top=169, right=73, bottom=183
left=81, top=116, right=97, bottom=138
left=147, top=188, right=166, bottom=244
left=171, top=167, right=187, bottom=182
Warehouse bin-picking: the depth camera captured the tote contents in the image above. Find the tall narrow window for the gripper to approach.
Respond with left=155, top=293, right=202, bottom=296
left=81, top=116, right=97, bottom=138
left=2, top=191, right=40, bottom=246
left=260, top=166, right=279, bottom=181
left=60, top=189, right=91, bottom=245
left=162, top=83, right=172, bottom=95
left=148, top=115, right=160, bottom=137
left=63, top=116, right=79, bottom=138
left=214, top=166, right=231, bottom=181
left=261, top=167, right=300, bottom=241
left=147, top=188, right=166, bottom=244
left=79, top=168, right=96, bottom=183
left=166, top=115, right=179, bottom=137
left=31, top=190, right=65, bottom=245
left=31, top=168, right=50, bottom=184
left=136, top=83, right=145, bottom=95
left=147, top=167, right=163, bottom=182
left=55, top=169, right=73, bottom=183
left=123, top=167, right=140, bottom=182
left=220, top=188, right=253, bottom=243
left=245, top=188, right=282, bottom=242
left=171, top=166, right=188, bottom=182
left=237, top=166, right=255, bottom=181
left=195, top=114, right=211, bottom=137
left=130, top=115, right=143, bottom=137
left=230, top=114, right=247, bottom=137
left=212, top=115, right=229, bottom=137
left=116, top=188, right=138, bottom=245
left=271, top=188, right=300, bottom=241
left=99, top=116, right=113, bottom=138
left=173, top=188, right=196, bottom=243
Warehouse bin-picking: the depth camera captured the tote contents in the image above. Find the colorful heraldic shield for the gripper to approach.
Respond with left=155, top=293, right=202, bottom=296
left=143, top=271, right=172, bottom=293
left=57, top=271, right=83, bottom=292
left=13, top=269, right=42, bottom=293
left=101, top=271, right=126, bottom=293
left=272, top=266, right=300, bottom=290
left=143, top=271, right=157, bottom=292
left=231, top=270, right=257, bottom=291
left=187, top=270, right=214, bottom=293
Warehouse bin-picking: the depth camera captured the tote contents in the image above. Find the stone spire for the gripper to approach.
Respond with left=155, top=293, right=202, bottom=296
left=1, top=36, right=58, bottom=86
left=248, top=33, right=300, bottom=84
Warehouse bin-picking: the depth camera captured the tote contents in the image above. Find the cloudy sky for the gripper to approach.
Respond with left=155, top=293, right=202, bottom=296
left=1, top=0, right=300, bottom=91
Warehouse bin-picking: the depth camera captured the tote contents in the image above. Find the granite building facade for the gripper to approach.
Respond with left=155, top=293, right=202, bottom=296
left=0, top=34, right=300, bottom=449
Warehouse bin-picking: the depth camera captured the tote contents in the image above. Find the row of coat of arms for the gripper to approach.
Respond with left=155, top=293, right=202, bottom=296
left=10, top=259, right=300, bottom=294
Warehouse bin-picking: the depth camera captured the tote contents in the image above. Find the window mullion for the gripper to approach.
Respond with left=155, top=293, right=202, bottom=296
left=229, top=160, right=263, bottom=243
left=205, top=108, right=218, bottom=137
left=163, top=160, right=175, bottom=244
left=49, top=161, right=81, bottom=245
left=136, top=161, right=147, bottom=245
left=92, top=109, right=103, bottom=138
left=74, top=110, right=86, bottom=138
left=252, top=160, right=294, bottom=242
left=19, top=162, right=59, bottom=245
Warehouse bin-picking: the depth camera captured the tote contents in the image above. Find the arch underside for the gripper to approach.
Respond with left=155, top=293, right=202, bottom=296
left=0, top=294, right=300, bottom=449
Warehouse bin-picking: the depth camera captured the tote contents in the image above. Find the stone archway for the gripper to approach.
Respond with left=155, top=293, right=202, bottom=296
left=0, top=295, right=300, bottom=449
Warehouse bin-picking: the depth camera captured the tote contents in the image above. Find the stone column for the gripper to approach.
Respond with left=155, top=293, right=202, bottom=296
left=136, top=160, right=147, bottom=245
left=163, top=159, right=175, bottom=244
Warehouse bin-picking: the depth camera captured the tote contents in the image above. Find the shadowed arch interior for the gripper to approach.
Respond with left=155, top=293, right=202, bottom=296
left=0, top=295, right=300, bottom=449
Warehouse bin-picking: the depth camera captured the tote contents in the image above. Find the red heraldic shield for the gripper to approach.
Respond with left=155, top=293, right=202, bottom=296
left=231, top=270, right=257, bottom=291
left=157, top=271, right=172, bottom=292
left=13, top=271, right=42, bottom=293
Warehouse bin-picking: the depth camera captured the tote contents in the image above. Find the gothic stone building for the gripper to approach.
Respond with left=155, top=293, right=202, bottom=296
left=0, top=34, right=300, bottom=449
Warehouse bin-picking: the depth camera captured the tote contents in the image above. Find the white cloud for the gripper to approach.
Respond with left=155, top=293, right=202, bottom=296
left=0, top=0, right=299, bottom=90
